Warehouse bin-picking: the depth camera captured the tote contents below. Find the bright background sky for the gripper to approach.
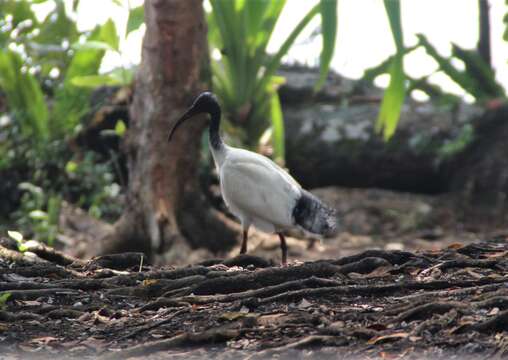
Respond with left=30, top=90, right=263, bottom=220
left=36, top=0, right=508, bottom=102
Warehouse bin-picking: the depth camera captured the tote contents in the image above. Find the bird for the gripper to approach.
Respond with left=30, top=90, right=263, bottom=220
left=168, top=92, right=337, bottom=265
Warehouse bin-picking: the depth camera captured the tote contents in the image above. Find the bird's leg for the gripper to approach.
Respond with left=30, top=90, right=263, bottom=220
left=240, top=227, right=249, bottom=255
left=278, top=233, right=288, bottom=266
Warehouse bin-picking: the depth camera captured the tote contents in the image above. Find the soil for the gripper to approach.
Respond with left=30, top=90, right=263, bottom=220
left=1, top=230, right=508, bottom=359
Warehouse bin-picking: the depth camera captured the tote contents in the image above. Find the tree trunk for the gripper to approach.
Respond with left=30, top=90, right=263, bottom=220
left=97, top=0, right=238, bottom=263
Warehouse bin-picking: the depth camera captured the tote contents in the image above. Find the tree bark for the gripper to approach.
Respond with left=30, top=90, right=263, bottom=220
left=98, top=0, right=238, bottom=262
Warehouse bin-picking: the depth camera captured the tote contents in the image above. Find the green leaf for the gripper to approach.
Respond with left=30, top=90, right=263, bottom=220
left=18, top=244, right=29, bottom=252
left=70, top=74, right=123, bottom=87
left=438, top=124, right=474, bottom=160
left=376, top=55, right=405, bottom=140
left=2, top=0, right=36, bottom=29
left=115, top=119, right=127, bottom=137
left=451, top=44, right=505, bottom=99
left=269, top=91, right=285, bottom=163
left=7, top=230, right=23, bottom=243
left=503, top=4, right=508, bottom=41
left=126, top=6, right=144, bottom=35
left=0, top=293, right=11, bottom=309
left=72, top=0, right=80, bottom=11
left=384, top=0, right=404, bottom=52
left=101, top=19, right=119, bottom=51
left=29, top=210, right=48, bottom=220
left=315, top=0, right=337, bottom=90
left=0, top=50, right=49, bottom=142
left=52, top=22, right=112, bottom=136
left=376, top=0, right=406, bottom=140
left=416, top=34, right=504, bottom=101
left=71, top=67, right=133, bottom=88
left=257, top=4, right=319, bottom=95
left=33, top=1, right=79, bottom=46
left=65, top=161, right=78, bottom=174
left=72, top=40, right=115, bottom=52
left=363, top=45, right=418, bottom=83
left=108, top=67, right=134, bottom=85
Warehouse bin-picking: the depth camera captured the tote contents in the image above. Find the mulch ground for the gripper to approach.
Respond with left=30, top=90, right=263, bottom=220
left=1, top=236, right=508, bottom=359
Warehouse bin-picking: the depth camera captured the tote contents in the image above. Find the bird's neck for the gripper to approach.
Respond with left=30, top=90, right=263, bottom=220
left=209, top=108, right=224, bottom=150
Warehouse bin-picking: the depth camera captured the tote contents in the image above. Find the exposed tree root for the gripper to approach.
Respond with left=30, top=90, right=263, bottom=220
left=1, top=239, right=508, bottom=358
left=102, top=327, right=241, bottom=360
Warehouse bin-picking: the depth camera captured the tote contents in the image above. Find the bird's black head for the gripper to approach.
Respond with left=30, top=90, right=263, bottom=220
left=168, top=92, right=221, bottom=141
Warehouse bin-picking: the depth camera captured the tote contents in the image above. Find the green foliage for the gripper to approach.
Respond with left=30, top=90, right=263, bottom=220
left=12, top=183, right=60, bottom=246
left=269, top=90, right=285, bottom=162
left=504, top=0, right=508, bottom=42
left=316, top=0, right=338, bottom=90
left=208, top=0, right=338, bottom=161
left=69, top=11, right=138, bottom=90
left=0, top=50, right=49, bottom=143
left=417, top=34, right=505, bottom=102
left=367, top=7, right=506, bottom=141
left=64, top=152, right=123, bottom=220
left=451, top=44, right=505, bottom=99
left=0, top=1, right=123, bottom=140
left=0, top=1, right=127, bottom=244
left=438, top=124, right=474, bottom=161
left=126, top=5, right=144, bottom=35
left=376, top=0, right=406, bottom=140
left=53, top=20, right=120, bottom=136
left=376, top=55, right=405, bottom=140
left=0, top=292, right=11, bottom=309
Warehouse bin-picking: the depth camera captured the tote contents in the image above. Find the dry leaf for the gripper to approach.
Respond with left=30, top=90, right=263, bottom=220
left=484, top=251, right=508, bottom=258
left=257, top=313, right=286, bottom=326
left=488, top=307, right=500, bottom=316
left=447, top=243, right=465, bottom=250
left=21, top=300, right=42, bottom=306
left=142, top=279, right=159, bottom=286
left=380, top=351, right=398, bottom=360
left=298, top=298, right=312, bottom=309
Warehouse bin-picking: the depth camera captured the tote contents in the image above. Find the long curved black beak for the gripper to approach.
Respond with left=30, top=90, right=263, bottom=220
left=167, top=108, right=197, bottom=142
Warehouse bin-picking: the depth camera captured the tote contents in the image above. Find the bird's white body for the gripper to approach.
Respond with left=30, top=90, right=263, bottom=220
left=211, top=144, right=301, bottom=233
left=168, top=92, right=336, bottom=264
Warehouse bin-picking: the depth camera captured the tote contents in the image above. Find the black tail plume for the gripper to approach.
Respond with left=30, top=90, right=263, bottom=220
left=292, top=190, right=337, bottom=236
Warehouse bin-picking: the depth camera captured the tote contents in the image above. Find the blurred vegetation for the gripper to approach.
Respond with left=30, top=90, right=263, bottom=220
left=0, top=0, right=507, bottom=245
left=207, top=0, right=337, bottom=162
left=376, top=0, right=405, bottom=140
left=0, top=0, right=129, bottom=242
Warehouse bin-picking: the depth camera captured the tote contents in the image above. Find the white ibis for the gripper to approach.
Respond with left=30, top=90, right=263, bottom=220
left=168, top=92, right=337, bottom=265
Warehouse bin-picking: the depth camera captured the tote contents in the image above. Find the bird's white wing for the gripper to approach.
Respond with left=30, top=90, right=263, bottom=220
left=220, top=149, right=301, bottom=232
